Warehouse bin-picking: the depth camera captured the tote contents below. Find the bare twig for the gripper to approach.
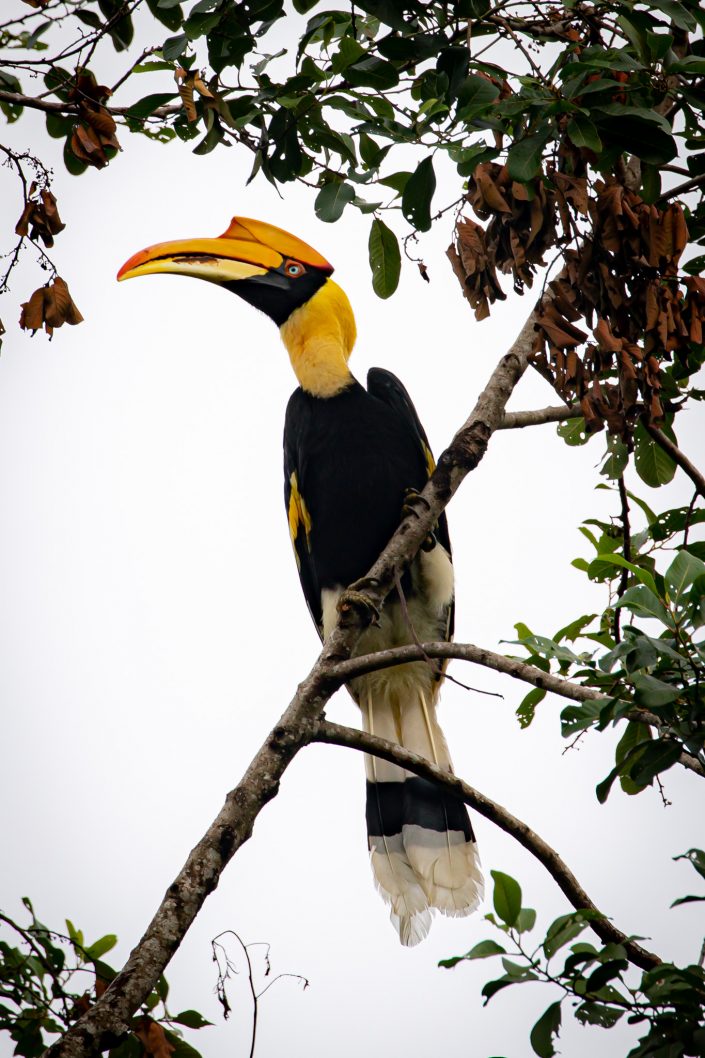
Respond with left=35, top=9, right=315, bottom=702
left=310, top=719, right=661, bottom=972
left=655, top=173, right=705, bottom=204
left=499, top=404, right=581, bottom=429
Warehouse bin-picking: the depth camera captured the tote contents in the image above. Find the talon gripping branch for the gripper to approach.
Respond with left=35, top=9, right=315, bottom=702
left=119, top=216, right=483, bottom=944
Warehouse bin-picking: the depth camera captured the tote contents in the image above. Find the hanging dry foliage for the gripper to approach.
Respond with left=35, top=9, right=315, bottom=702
left=19, top=277, right=83, bottom=337
left=68, top=70, right=120, bottom=168
left=15, top=183, right=66, bottom=248
left=450, top=162, right=705, bottom=440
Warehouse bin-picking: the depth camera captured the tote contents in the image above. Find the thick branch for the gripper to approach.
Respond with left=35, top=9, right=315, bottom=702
left=42, top=270, right=543, bottom=1058
left=644, top=423, right=705, bottom=500
left=312, top=719, right=661, bottom=971
left=499, top=404, right=581, bottom=429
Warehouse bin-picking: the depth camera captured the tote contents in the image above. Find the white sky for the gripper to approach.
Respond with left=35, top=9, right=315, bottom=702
left=1, top=9, right=704, bottom=1057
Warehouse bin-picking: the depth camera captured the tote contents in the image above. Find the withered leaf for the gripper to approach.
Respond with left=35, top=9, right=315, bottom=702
left=134, top=1018, right=175, bottom=1058
left=15, top=186, right=65, bottom=247
left=593, top=317, right=622, bottom=353
left=19, top=277, right=83, bottom=336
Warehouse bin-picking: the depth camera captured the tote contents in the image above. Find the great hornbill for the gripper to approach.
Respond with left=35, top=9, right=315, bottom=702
left=118, top=217, right=483, bottom=945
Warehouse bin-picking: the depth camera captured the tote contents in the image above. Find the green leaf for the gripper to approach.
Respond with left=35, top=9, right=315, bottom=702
left=543, top=912, right=595, bottom=958
left=650, top=0, right=697, bottom=31
left=629, top=739, right=682, bottom=785
left=665, top=549, right=705, bottom=607
left=566, top=113, right=602, bottom=152
left=85, top=935, right=118, bottom=960
left=530, top=1001, right=562, bottom=1058
left=593, top=554, right=658, bottom=595
left=346, top=56, right=400, bottom=91
left=516, top=907, right=537, bottom=934
left=683, top=253, right=705, bottom=276
left=126, top=93, right=178, bottom=119
left=600, top=435, right=628, bottom=480
left=616, top=585, right=671, bottom=625
left=491, top=870, right=522, bottom=928
left=616, top=720, right=651, bottom=795
left=315, top=181, right=355, bottom=222
left=674, top=847, right=705, bottom=882
left=574, top=1001, right=624, bottom=1028
left=368, top=218, right=401, bottom=299
left=670, top=894, right=705, bottom=907
left=557, top=416, right=589, bottom=446
left=401, top=157, right=436, bottom=232
left=162, top=33, right=189, bottom=60
left=516, top=687, right=545, bottom=729
left=634, top=421, right=677, bottom=487
left=172, top=1010, right=213, bottom=1029
left=507, top=128, right=551, bottom=182
left=631, top=673, right=679, bottom=708
left=439, top=939, right=506, bottom=968
left=553, top=613, right=596, bottom=643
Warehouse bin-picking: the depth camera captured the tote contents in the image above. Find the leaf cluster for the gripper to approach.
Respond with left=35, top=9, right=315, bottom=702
left=0, top=900, right=211, bottom=1058
left=441, top=871, right=705, bottom=1058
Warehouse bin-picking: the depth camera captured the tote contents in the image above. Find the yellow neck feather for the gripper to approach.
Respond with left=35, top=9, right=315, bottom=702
left=279, top=278, right=357, bottom=397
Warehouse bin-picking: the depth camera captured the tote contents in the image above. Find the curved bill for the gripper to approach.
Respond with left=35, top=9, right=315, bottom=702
left=117, top=237, right=277, bottom=285
left=117, top=216, right=334, bottom=286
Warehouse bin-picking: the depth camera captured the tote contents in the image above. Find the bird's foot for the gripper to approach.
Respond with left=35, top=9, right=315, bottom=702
left=337, top=578, right=381, bottom=627
left=401, top=488, right=431, bottom=520
left=402, top=489, right=436, bottom=551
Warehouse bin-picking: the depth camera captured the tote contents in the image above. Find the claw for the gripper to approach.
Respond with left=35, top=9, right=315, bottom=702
left=402, top=487, right=431, bottom=521
left=337, top=578, right=381, bottom=627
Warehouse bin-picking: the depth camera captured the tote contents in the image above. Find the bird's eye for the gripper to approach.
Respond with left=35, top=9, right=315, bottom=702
left=285, top=260, right=305, bottom=277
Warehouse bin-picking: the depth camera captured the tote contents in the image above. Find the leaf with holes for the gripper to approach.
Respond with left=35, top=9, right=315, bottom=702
left=402, top=157, right=436, bottom=232
left=368, top=218, right=401, bottom=299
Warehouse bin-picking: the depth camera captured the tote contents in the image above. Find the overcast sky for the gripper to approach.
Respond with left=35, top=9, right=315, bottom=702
left=1, top=9, right=704, bottom=1058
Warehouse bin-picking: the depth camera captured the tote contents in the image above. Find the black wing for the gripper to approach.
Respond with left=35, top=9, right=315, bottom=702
left=367, top=367, right=454, bottom=639
left=283, top=396, right=323, bottom=636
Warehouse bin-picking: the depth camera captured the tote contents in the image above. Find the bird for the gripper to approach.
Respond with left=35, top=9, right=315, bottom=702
left=118, top=216, right=483, bottom=944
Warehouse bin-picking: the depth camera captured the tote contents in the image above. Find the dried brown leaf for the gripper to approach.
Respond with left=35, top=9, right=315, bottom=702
left=134, top=1019, right=175, bottom=1058
left=19, top=288, right=47, bottom=332
left=15, top=200, right=34, bottom=238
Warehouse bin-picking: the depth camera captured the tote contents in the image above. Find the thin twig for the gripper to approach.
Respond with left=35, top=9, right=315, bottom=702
left=615, top=476, right=631, bottom=643
left=655, top=173, right=705, bottom=204
left=310, top=718, right=661, bottom=971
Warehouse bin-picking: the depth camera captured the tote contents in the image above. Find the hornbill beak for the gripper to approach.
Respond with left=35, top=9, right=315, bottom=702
left=117, top=216, right=333, bottom=286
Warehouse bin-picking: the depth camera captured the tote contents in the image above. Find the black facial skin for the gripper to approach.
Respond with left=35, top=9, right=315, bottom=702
left=224, top=264, right=330, bottom=326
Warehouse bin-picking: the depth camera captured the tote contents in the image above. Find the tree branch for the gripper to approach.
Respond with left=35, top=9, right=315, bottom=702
left=330, top=640, right=705, bottom=778
left=499, top=404, right=581, bottom=429
left=310, top=719, right=661, bottom=971
left=644, top=423, right=705, bottom=500
left=41, top=276, right=544, bottom=1058
left=331, top=639, right=602, bottom=702
left=0, top=89, right=181, bottom=120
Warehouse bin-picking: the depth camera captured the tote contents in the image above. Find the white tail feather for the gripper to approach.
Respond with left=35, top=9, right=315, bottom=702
left=362, top=684, right=484, bottom=943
